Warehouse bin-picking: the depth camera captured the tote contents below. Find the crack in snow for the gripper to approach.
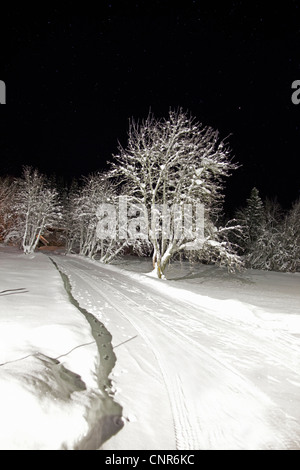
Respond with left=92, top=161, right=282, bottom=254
left=49, top=257, right=124, bottom=449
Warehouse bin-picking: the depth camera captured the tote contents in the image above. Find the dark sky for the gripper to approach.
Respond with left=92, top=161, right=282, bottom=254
left=1, top=1, right=300, bottom=213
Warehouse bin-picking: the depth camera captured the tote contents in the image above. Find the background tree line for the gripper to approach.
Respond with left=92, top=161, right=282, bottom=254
left=0, top=110, right=299, bottom=276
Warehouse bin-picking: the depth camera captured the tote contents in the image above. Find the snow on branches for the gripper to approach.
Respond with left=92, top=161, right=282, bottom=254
left=1, top=167, right=61, bottom=254
left=108, top=109, right=241, bottom=278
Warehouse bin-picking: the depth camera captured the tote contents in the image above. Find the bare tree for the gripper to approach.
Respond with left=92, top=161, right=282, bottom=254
left=12, top=167, right=61, bottom=254
left=64, top=173, right=134, bottom=262
left=109, top=109, right=240, bottom=278
left=248, top=198, right=300, bottom=272
left=281, top=198, right=300, bottom=272
left=0, top=176, right=16, bottom=243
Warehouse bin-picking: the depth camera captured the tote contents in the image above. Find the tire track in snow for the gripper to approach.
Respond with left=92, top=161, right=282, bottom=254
left=54, top=258, right=201, bottom=449
left=65, top=259, right=300, bottom=380
left=89, top=272, right=298, bottom=450
left=53, top=257, right=300, bottom=449
left=102, top=273, right=300, bottom=449
left=74, top=272, right=195, bottom=449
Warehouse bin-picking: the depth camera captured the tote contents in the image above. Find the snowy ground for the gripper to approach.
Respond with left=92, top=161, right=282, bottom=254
left=0, top=247, right=122, bottom=450
left=1, top=246, right=300, bottom=449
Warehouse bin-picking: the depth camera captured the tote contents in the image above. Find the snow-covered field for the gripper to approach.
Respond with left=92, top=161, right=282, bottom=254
left=0, top=246, right=122, bottom=450
left=1, top=246, right=300, bottom=450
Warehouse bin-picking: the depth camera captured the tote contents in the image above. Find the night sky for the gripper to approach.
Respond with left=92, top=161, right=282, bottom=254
left=1, top=1, right=300, bottom=213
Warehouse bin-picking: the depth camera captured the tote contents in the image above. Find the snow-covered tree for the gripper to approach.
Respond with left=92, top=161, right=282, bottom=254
left=108, top=109, right=241, bottom=278
left=235, top=187, right=265, bottom=253
left=192, top=218, right=244, bottom=272
left=61, top=180, right=81, bottom=254
left=63, top=173, right=141, bottom=262
left=232, top=187, right=300, bottom=273
left=74, top=173, right=117, bottom=259
left=236, top=192, right=300, bottom=273
left=246, top=199, right=280, bottom=270
left=280, top=198, right=300, bottom=272
left=244, top=198, right=291, bottom=271
left=12, top=167, right=61, bottom=254
left=0, top=176, right=16, bottom=243
left=244, top=187, right=265, bottom=244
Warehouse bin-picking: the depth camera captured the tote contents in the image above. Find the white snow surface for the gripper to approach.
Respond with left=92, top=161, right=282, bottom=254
left=0, top=247, right=106, bottom=450
left=1, top=246, right=300, bottom=450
